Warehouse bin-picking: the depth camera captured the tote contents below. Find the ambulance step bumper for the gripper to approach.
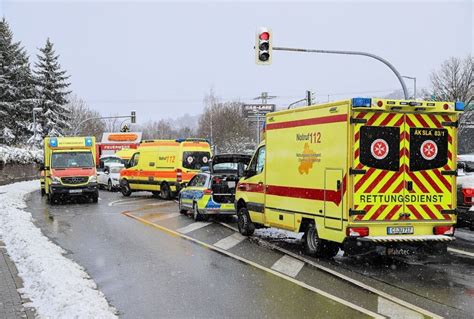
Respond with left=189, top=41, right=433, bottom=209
left=357, top=235, right=454, bottom=243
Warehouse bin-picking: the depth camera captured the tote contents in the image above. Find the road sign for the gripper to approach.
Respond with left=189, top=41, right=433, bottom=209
left=242, top=104, right=275, bottom=118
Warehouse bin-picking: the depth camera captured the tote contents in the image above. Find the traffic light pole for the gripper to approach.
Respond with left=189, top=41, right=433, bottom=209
left=272, top=46, right=409, bottom=100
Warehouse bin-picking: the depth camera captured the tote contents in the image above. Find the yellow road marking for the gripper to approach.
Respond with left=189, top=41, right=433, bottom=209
left=123, top=212, right=383, bottom=318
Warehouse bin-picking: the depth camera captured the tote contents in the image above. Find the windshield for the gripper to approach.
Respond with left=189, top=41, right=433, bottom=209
left=51, top=152, right=94, bottom=168
left=103, top=157, right=123, bottom=165
left=182, top=151, right=210, bottom=170
left=109, top=166, right=123, bottom=174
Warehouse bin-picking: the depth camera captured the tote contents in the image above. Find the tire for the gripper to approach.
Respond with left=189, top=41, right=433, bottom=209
left=160, top=182, right=171, bottom=200
left=91, top=191, right=99, bottom=203
left=107, top=180, right=113, bottom=192
left=237, top=207, right=255, bottom=236
left=152, top=191, right=160, bottom=197
left=193, top=203, right=208, bottom=221
left=121, top=180, right=132, bottom=197
left=179, top=196, right=187, bottom=214
left=48, top=194, right=57, bottom=205
left=303, top=223, right=338, bottom=258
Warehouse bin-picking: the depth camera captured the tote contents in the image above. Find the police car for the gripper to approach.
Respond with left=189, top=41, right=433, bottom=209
left=457, top=157, right=474, bottom=230
left=178, top=154, right=251, bottom=221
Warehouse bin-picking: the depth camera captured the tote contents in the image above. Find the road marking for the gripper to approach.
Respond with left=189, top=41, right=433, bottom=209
left=448, top=247, right=474, bottom=257
left=217, top=221, right=442, bottom=319
left=378, top=297, right=423, bottom=319
left=213, top=233, right=246, bottom=250
left=108, top=198, right=161, bottom=207
left=177, top=222, right=211, bottom=234
left=271, top=255, right=305, bottom=278
left=123, top=212, right=383, bottom=318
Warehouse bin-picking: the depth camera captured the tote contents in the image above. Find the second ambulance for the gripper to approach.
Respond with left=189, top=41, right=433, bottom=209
left=236, top=98, right=464, bottom=257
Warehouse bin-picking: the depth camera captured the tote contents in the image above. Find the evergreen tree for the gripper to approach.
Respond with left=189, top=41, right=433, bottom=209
left=35, top=38, right=71, bottom=137
left=0, top=18, right=36, bottom=144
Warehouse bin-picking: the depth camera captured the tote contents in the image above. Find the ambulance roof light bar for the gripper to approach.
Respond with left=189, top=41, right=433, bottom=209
left=455, top=101, right=465, bottom=111
left=352, top=97, right=372, bottom=107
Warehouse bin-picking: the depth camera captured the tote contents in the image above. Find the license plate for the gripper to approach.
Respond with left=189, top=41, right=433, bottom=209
left=387, top=226, right=413, bottom=235
left=69, top=189, right=83, bottom=193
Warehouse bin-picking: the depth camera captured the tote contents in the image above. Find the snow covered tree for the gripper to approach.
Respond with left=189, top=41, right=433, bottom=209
left=0, top=18, right=37, bottom=145
left=35, top=38, right=71, bottom=138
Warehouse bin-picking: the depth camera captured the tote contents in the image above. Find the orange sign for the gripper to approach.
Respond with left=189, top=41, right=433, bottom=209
left=107, top=133, right=139, bottom=142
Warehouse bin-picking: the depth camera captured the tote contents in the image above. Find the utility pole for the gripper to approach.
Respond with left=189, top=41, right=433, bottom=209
left=252, top=92, right=276, bottom=142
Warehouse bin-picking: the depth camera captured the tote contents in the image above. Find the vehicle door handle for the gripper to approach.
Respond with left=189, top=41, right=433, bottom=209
left=406, top=181, right=413, bottom=191
left=336, top=180, right=341, bottom=190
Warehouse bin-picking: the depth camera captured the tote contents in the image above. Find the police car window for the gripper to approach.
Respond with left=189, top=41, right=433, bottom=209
left=359, top=126, right=399, bottom=171
left=195, top=174, right=208, bottom=187
left=256, top=147, right=266, bottom=174
left=188, top=175, right=199, bottom=187
left=409, top=128, right=448, bottom=171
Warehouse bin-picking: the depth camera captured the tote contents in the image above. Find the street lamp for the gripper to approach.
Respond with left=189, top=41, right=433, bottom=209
left=32, top=107, right=43, bottom=143
left=402, top=76, right=416, bottom=99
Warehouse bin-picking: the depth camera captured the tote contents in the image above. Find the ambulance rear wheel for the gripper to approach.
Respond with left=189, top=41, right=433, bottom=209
left=237, top=207, right=255, bottom=236
left=160, top=183, right=171, bottom=200
left=121, top=181, right=132, bottom=197
left=303, top=223, right=338, bottom=258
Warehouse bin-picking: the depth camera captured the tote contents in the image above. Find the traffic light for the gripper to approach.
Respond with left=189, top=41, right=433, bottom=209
left=131, top=111, right=136, bottom=123
left=255, top=27, right=272, bottom=65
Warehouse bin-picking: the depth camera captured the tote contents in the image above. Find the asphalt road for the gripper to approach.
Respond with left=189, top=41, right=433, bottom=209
left=25, top=190, right=474, bottom=318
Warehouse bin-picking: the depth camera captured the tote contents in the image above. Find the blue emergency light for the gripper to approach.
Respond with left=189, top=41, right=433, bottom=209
left=85, top=137, right=93, bottom=147
left=49, top=137, right=58, bottom=147
left=175, top=138, right=185, bottom=143
left=455, top=101, right=465, bottom=111
left=352, top=98, right=372, bottom=108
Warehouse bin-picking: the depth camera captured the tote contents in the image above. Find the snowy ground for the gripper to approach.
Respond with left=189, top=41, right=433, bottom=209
left=0, top=180, right=117, bottom=319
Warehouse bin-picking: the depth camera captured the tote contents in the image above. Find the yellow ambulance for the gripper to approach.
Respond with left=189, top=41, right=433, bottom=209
left=42, top=136, right=98, bottom=204
left=235, top=98, right=464, bottom=257
left=120, top=138, right=211, bottom=199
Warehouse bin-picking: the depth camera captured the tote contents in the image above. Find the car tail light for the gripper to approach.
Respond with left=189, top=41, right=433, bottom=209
left=346, top=227, right=369, bottom=237
left=203, top=189, right=212, bottom=195
left=433, top=226, right=454, bottom=236
left=176, top=169, right=182, bottom=183
left=462, top=188, right=474, bottom=204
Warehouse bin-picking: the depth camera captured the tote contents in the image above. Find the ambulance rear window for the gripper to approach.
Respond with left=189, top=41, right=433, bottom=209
left=359, top=126, right=400, bottom=171
left=183, top=152, right=211, bottom=170
left=409, top=128, right=448, bottom=171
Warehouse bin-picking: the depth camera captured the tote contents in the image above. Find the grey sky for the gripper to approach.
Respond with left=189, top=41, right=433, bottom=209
left=2, top=1, right=473, bottom=123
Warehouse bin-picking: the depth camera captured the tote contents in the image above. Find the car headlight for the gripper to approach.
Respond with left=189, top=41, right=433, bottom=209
left=89, top=176, right=97, bottom=183
left=51, top=176, right=61, bottom=185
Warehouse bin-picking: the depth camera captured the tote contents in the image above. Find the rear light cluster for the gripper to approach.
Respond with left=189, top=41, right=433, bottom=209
left=462, top=188, right=474, bottom=205
left=346, top=227, right=369, bottom=237
left=433, top=226, right=454, bottom=236
left=176, top=169, right=182, bottom=183
left=203, top=189, right=212, bottom=195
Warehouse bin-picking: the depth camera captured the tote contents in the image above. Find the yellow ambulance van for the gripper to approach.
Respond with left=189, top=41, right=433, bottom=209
left=120, top=138, right=211, bottom=199
left=235, top=98, right=464, bottom=257
left=42, top=136, right=98, bottom=204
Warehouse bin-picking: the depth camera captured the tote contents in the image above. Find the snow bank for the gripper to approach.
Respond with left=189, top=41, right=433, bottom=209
left=0, top=181, right=117, bottom=319
left=255, top=227, right=303, bottom=244
left=0, top=145, right=43, bottom=164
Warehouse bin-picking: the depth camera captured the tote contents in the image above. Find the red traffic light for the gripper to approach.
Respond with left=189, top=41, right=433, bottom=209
left=259, top=32, right=270, bottom=41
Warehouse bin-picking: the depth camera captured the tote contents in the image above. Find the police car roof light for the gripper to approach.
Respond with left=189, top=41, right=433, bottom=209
left=352, top=97, right=372, bottom=108
left=455, top=101, right=465, bottom=111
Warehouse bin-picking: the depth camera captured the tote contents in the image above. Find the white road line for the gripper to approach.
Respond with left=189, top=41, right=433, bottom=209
left=213, top=233, right=246, bottom=250
left=108, top=198, right=160, bottom=207
left=378, top=297, right=424, bottom=319
left=271, top=255, right=305, bottom=278
left=448, top=247, right=474, bottom=257
left=177, top=222, right=211, bottom=234
left=217, top=221, right=442, bottom=319
left=124, top=213, right=382, bottom=318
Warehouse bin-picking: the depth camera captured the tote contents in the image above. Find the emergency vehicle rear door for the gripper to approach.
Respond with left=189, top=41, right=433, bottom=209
left=352, top=111, right=406, bottom=222
left=404, top=113, right=455, bottom=221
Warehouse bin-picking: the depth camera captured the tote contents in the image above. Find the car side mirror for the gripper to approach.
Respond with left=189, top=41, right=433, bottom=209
left=457, top=162, right=466, bottom=171
left=244, top=169, right=256, bottom=178
left=237, top=163, right=245, bottom=177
